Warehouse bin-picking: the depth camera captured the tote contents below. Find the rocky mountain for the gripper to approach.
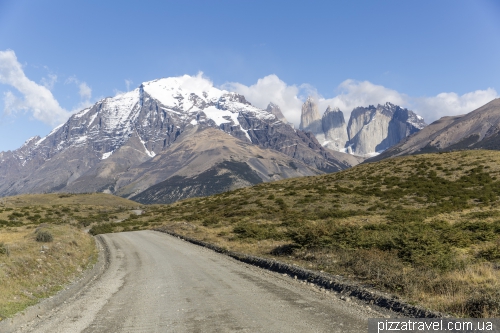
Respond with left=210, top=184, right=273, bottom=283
left=266, top=102, right=287, bottom=123
left=298, top=98, right=426, bottom=156
left=299, top=97, right=322, bottom=134
left=321, top=106, right=348, bottom=151
left=369, top=98, right=500, bottom=161
left=0, top=75, right=361, bottom=202
left=126, top=127, right=322, bottom=204
left=346, top=103, right=426, bottom=156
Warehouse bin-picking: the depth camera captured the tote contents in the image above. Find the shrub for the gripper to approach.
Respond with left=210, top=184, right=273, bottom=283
left=35, top=230, right=53, bottom=242
left=464, top=288, right=500, bottom=317
left=202, top=216, right=219, bottom=226
left=270, top=243, right=300, bottom=256
left=89, top=223, right=114, bottom=235
left=0, top=242, right=9, bottom=256
left=233, top=222, right=284, bottom=240
left=477, top=244, right=500, bottom=261
left=275, top=198, right=287, bottom=210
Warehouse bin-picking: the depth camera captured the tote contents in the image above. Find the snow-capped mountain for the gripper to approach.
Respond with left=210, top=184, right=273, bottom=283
left=0, top=75, right=361, bottom=202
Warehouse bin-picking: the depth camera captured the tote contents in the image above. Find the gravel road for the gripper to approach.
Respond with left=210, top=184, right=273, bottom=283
left=7, top=230, right=383, bottom=332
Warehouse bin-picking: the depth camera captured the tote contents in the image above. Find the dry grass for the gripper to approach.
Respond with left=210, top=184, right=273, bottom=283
left=132, top=150, right=500, bottom=317
left=0, top=224, right=97, bottom=319
left=158, top=222, right=500, bottom=317
left=0, top=193, right=142, bottom=320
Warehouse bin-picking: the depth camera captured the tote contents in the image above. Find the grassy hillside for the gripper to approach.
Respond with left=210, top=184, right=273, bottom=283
left=100, top=149, right=500, bottom=317
left=0, top=193, right=142, bottom=320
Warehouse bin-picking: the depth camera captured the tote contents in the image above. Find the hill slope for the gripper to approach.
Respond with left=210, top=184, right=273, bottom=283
left=113, top=149, right=500, bottom=317
left=115, top=127, right=323, bottom=203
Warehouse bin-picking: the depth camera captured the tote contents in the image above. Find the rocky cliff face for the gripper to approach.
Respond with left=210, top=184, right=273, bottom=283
left=0, top=76, right=359, bottom=201
left=299, top=97, right=322, bottom=134
left=346, top=103, right=425, bottom=155
left=298, top=98, right=426, bottom=156
left=266, top=102, right=287, bottom=123
left=321, top=106, right=348, bottom=151
left=369, top=98, right=500, bottom=162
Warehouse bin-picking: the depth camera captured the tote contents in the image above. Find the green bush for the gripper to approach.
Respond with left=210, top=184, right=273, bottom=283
left=464, top=288, right=500, bottom=317
left=477, top=244, right=500, bottom=261
left=275, top=198, right=287, bottom=211
left=35, top=230, right=53, bottom=242
left=89, top=223, right=114, bottom=235
left=202, top=216, right=219, bottom=226
left=233, top=222, right=284, bottom=240
left=0, top=242, right=9, bottom=256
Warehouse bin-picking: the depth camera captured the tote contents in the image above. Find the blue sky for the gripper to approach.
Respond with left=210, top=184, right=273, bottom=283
left=0, top=0, right=499, bottom=152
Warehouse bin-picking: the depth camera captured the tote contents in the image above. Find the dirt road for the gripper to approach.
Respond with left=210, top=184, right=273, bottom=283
left=6, top=230, right=381, bottom=332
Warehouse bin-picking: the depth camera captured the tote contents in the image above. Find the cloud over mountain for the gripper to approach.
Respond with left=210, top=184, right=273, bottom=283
left=0, top=48, right=497, bottom=130
left=0, top=49, right=71, bottom=126
left=226, top=76, right=498, bottom=126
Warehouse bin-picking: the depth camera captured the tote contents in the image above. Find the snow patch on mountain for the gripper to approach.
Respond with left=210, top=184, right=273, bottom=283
left=142, top=76, right=223, bottom=110
left=102, top=151, right=113, bottom=160
left=73, top=107, right=92, bottom=119
left=101, top=89, right=140, bottom=130
left=36, top=123, right=64, bottom=146
left=139, top=136, right=156, bottom=158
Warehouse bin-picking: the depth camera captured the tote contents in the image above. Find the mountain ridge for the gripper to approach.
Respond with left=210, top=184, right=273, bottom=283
left=298, top=99, right=426, bottom=156
left=368, top=98, right=500, bottom=161
left=0, top=75, right=359, bottom=202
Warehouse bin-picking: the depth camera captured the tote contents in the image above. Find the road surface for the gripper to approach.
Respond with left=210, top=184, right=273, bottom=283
left=8, top=230, right=383, bottom=332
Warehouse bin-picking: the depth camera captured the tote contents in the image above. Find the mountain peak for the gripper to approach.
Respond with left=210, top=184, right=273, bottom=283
left=266, top=102, right=287, bottom=123
left=325, top=105, right=341, bottom=113
left=299, top=97, right=321, bottom=134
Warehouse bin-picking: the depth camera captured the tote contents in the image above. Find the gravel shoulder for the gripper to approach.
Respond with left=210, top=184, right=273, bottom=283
left=2, top=230, right=389, bottom=333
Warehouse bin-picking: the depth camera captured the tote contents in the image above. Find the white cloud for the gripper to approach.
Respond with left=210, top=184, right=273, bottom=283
left=413, top=89, right=498, bottom=123
left=125, top=79, right=133, bottom=91
left=40, top=73, right=57, bottom=90
left=65, top=75, right=93, bottom=111
left=222, top=75, right=498, bottom=126
left=3, top=90, right=18, bottom=115
left=318, top=80, right=409, bottom=123
left=222, top=75, right=304, bottom=125
left=0, top=49, right=71, bottom=126
left=78, top=82, right=92, bottom=100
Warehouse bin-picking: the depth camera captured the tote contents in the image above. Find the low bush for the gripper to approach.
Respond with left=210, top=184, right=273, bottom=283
left=464, top=288, right=500, bottom=318
left=0, top=242, right=9, bottom=256
left=270, top=243, right=300, bottom=256
left=89, top=223, right=114, bottom=235
left=202, top=216, right=219, bottom=226
left=35, top=230, right=53, bottom=242
left=233, top=222, right=284, bottom=240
